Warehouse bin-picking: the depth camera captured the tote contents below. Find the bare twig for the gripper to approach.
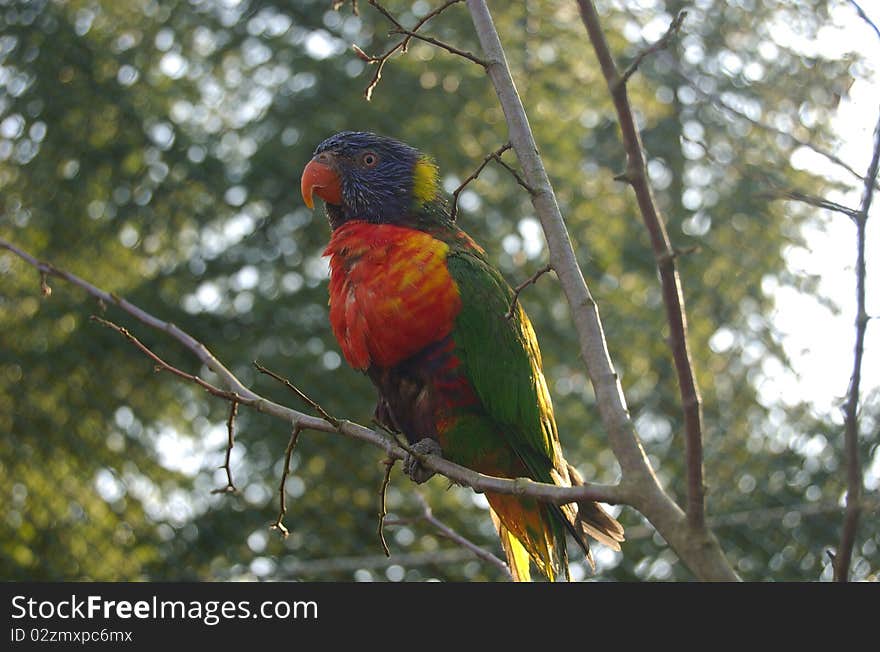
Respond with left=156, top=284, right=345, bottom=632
left=664, top=58, right=879, bottom=191
left=2, top=236, right=626, bottom=508
left=377, top=458, right=395, bottom=556
left=358, top=0, right=466, bottom=100
left=466, top=0, right=737, bottom=579
left=271, top=425, right=303, bottom=537
left=618, top=10, right=686, bottom=88
left=850, top=1, right=880, bottom=42
left=493, top=156, right=535, bottom=195
left=576, top=0, right=706, bottom=531
left=382, top=494, right=510, bottom=577
left=387, top=27, right=487, bottom=67
left=212, top=401, right=239, bottom=495
left=89, top=316, right=242, bottom=402
left=505, top=264, right=553, bottom=320
left=449, top=144, right=536, bottom=204
left=332, top=0, right=359, bottom=16
left=450, top=143, right=512, bottom=221
left=355, top=43, right=398, bottom=101
left=366, top=0, right=405, bottom=30
left=683, top=134, right=868, bottom=217
left=833, top=107, right=880, bottom=582
left=39, top=271, right=52, bottom=297
left=254, top=361, right=339, bottom=427
left=411, top=493, right=511, bottom=578
left=766, top=189, right=861, bottom=220
left=657, top=245, right=701, bottom=264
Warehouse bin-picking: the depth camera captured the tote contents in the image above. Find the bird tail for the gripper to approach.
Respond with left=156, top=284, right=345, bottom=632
left=564, top=463, right=625, bottom=570
left=489, top=508, right=532, bottom=582
left=487, top=493, right=568, bottom=582
left=485, top=467, right=624, bottom=581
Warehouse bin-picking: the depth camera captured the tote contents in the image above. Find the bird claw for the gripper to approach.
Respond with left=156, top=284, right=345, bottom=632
left=403, top=438, right=442, bottom=484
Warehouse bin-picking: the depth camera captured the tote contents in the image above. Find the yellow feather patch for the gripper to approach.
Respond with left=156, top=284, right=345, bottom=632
left=412, top=156, right=440, bottom=205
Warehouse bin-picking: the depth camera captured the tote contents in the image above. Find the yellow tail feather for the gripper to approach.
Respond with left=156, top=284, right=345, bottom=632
left=490, top=508, right=532, bottom=582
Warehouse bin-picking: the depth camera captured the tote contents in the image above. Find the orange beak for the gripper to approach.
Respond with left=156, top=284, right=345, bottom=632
left=301, top=158, right=343, bottom=209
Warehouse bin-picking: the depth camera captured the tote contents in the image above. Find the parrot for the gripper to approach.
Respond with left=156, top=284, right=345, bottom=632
left=301, top=131, right=624, bottom=581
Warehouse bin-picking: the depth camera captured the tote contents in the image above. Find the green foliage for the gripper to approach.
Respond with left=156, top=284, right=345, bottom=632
left=1, top=0, right=876, bottom=581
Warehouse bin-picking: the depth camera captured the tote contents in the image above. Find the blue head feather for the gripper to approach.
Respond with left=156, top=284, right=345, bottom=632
left=312, top=131, right=433, bottom=228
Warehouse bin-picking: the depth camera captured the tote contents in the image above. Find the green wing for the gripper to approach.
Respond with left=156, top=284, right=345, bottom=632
left=446, top=249, right=563, bottom=484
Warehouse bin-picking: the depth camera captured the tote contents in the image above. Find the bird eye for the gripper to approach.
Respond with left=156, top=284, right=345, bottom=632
left=361, top=152, right=379, bottom=168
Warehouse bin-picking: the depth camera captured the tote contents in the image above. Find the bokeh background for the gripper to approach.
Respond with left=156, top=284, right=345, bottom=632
left=1, top=0, right=878, bottom=581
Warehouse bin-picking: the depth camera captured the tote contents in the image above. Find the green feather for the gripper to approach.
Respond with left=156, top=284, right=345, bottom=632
left=446, top=248, right=573, bottom=578
left=446, top=249, right=559, bottom=478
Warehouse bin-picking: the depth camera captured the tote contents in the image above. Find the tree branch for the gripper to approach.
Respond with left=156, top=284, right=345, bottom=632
left=88, top=316, right=243, bottom=403
left=764, top=188, right=861, bottom=220
left=576, top=0, right=706, bottom=531
left=212, top=400, right=239, bottom=495
left=253, top=361, right=339, bottom=427
left=377, top=457, right=395, bottom=557
left=683, top=133, right=869, bottom=218
left=833, top=106, right=880, bottom=581
left=1, top=237, right=627, bottom=510
left=465, top=0, right=737, bottom=579
left=505, top=264, right=553, bottom=320
left=271, top=425, right=302, bottom=537
left=387, top=27, right=487, bottom=67
left=450, top=143, right=511, bottom=221
left=617, top=10, right=686, bottom=88
left=356, top=0, right=467, bottom=100
left=408, top=493, right=511, bottom=579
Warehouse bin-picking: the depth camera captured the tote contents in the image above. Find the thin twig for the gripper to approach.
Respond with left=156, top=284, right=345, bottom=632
left=211, top=400, right=239, bottom=494
left=617, top=10, right=686, bottom=88
left=332, top=0, right=359, bottom=16
left=357, top=43, right=401, bottom=101
left=505, top=264, right=553, bottom=320
left=367, top=0, right=405, bottom=30
left=39, top=271, right=52, bottom=297
left=412, top=493, right=511, bottom=578
left=664, top=57, right=879, bottom=191
left=358, top=0, right=465, bottom=100
left=683, top=134, right=868, bottom=217
left=450, top=143, right=511, bottom=221
left=371, top=417, right=412, bottom=454
left=850, top=1, right=880, bottom=41
left=766, top=189, right=861, bottom=220
left=493, top=156, right=535, bottom=195
left=89, top=316, right=241, bottom=402
left=377, top=458, right=395, bottom=557
left=254, top=361, right=340, bottom=427
left=388, top=27, right=487, bottom=67
left=271, top=425, right=303, bottom=537
left=656, top=245, right=701, bottom=265
left=833, top=107, right=880, bottom=581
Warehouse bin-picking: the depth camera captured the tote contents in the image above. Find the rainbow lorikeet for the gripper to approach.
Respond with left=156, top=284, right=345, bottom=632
left=301, top=131, right=624, bottom=581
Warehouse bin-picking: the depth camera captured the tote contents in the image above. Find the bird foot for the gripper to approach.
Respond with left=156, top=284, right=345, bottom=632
left=403, top=438, right=442, bottom=485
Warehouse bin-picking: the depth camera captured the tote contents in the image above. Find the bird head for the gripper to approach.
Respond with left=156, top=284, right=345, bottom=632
left=301, top=131, right=442, bottom=230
